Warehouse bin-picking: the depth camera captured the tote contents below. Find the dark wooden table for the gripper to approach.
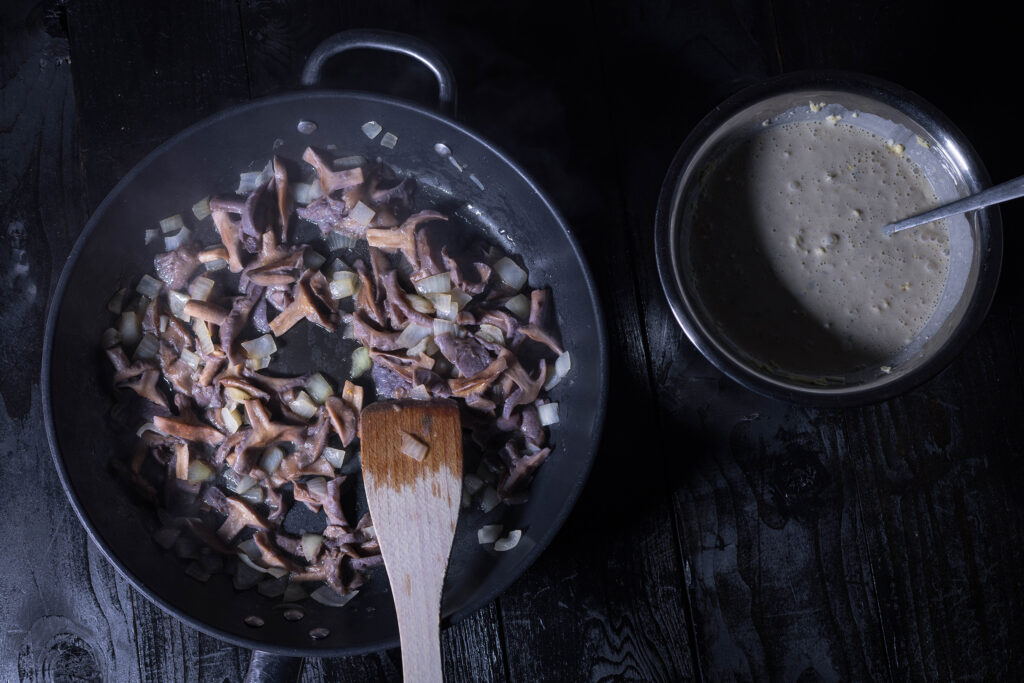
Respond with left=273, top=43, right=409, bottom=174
left=4, top=1, right=1023, bottom=680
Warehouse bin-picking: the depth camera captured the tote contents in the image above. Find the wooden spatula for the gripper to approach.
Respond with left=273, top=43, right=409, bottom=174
left=359, top=399, right=463, bottom=683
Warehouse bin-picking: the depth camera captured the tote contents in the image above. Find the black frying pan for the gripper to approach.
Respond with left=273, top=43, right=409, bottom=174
left=42, top=30, right=607, bottom=676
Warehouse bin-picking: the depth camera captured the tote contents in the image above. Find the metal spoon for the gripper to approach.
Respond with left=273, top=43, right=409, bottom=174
left=882, top=174, right=1024, bottom=235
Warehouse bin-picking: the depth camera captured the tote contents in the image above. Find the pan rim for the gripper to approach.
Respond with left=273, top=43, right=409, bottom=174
left=42, top=88, right=608, bottom=657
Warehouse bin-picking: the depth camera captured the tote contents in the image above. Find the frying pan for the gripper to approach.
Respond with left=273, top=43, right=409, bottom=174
left=42, top=30, right=607, bottom=678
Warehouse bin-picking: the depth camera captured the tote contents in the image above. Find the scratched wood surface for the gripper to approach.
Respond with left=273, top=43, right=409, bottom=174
left=2, top=0, right=1023, bottom=681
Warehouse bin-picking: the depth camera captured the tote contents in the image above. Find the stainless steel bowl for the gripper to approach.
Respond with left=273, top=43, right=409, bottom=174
left=655, top=71, right=1003, bottom=405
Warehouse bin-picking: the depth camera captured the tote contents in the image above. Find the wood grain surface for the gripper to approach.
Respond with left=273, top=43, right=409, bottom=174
left=2, top=0, right=1023, bottom=681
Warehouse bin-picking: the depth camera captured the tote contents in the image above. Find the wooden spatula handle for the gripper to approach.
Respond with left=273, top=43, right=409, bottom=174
left=394, top=581, right=444, bottom=681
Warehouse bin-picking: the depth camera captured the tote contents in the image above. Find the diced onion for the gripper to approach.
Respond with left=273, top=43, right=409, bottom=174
left=406, top=335, right=437, bottom=358
left=324, top=446, right=346, bottom=469
left=432, top=318, right=458, bottom=338
left=351, top=346, right=371, bottom=378
left=543, top=365, right=562, bottom=391
left=164, top=226, right=192, bottom=252
left=311, top=585, right=358, bottom=607
left=237, top=171, right=261, bottom=194
left=246, top=356, right=271, bottom=371
left=451, top=289, right=473, bottom=309
left=259, top=446, right=284, bottom=475
left=412, top=272, right=451, bottom=295
left=477, top=524, right=503, bottom=544
left=204, top=258, right=228, bottom=272
left=145, top=228, right=160, bottom=245
left=188, top=276, right=215, bottom=302
left=306, top=373, right=334, bottom=403
left=494, top=257, right=528, bottom=291
left=134, top=333, right=159, bottom=361
left=222, top=406, right=243, bottom=434
left=192, top=196, right=211, bottom=220
left=224, top=386, right=251, bottom=403
left=167, top=290, right=191, bottom=320
left=494, top=529, right=522, bottom=551
left=476, top=324, right=505, bottom=346
left=361, top=120, right=382, bottom=139
left=100, top=327, right=120, bottom=349
left=409, top=384, right=431, bottom=400
left=301, top=533, right=323, bottom=562
left=463, top=473, right=484, bottom=495
left=381, top=132, right=398, bottom=149
left=326, top=230, right=358, bottom=251
left=479, top=487, right=501, bottom=513
left=193, top=319, right=214, bottom=355
left=537, top=402, right=560, bottom=426
left=180, top=348, right=202, bottom=370
left=350, top=201, right=376, bottom=226
left=427, top=293, right=456, bottom=320
left=225, top=470, right=256, bottom=495
left=288, top=391, right=318, bottom=419
left=292, top=181, right=322, bottom=205
left=329, top=271, right=359, bottom=299
left=400, top=431, right=428, bottom=462
left=107, top=288, right=128, bottom=314
left=160, top=214, right=185, bottom=234
left=503, top=293, right=530, bottom=319
left=407, top=293, right=435, bottom=315
left=241, top=334, right=277, bottom=359
left=158, top=315, right=169, bottom=334
left=136, top=274, right=163, bottom=298
left=240, top=486, right=264, bottom=504
left=187, top=460, right=213, bottom=483
left=306, top=477, right=328, bottom=498
left=395, top=323, right=432, bottom=349
left=342, top=320, right=355, bottom=340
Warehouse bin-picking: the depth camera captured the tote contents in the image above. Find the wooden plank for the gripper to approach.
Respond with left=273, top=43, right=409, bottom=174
left=0, top=1, right=141, bottom=681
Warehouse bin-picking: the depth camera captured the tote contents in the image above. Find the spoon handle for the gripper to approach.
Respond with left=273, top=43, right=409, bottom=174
left=883, top=174, right=1024, bottom=235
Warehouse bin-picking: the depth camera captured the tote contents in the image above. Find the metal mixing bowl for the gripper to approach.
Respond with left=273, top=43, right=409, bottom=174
left=655, top=71, right=1003, bottom=405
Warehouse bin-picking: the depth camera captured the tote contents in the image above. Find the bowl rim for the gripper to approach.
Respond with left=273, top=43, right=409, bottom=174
left=654, top=69, right=1004, bottom=406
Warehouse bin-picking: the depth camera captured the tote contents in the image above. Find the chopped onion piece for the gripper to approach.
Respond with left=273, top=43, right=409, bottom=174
left=323, top=446, right=346, bottom=469
left=395, top=323, right=432, bottom=349
left=432, top=318, right=458, bottom=338
left=427, top=292, right=456, bottom=320
left=240, top=486, right=264, bottom=504
left=301, top=533, right=323, bottom=562
left=350, top=201, right=376, bottom=226
left=222, top=406, right=243, bottom=434
left=107, top=288, right=128, bottom=314
left=537, top=402, right=560, bottom=426
left=494, top=257, right=528, bottom=290
left=477, top=524, right=503, bottom=544
left=193, top=319, right=214, bottom=355
left=463, top=473, right=484, bottom=495
left=381, top=132, right=398, bottom=149
left=100, top=327, right=120, bottom=349
left=292, top=181, right=322, bottom=205
left=288, top=391, right=318, bottom=419
left=555, top=351, right=571, bottom=378
left=311, top=585, right=358, bottom=607
left=225, top=470, right=257, bottom=495
left=543, top=365, right=562, bottom=391
left=136, top=274, right=163, bottom=298
left=305, top=373, right=334, bottom=403
left=158, top=315, right=169, bottom=334
left=304, top=250, right=326, bottom=270
left=361, top=120, right=382, bottom=139
left=134, top=334, right=159, bottom=361
left=476, top=324, right=505, bottom=346
left=306, top=477, right=327, bottom=498
left=159, top=214, right=185, bottom=234
left=237, top=552, right=271, bottom=577
left=167, top=290, right=191, bottom=320
left=241, top=334, right=277, bottom=359
left=409, top=384, right=431, bottom=400
left=237, top=171, right=261, bottom=194
left=406, top=335, right=437, bottom=358
left=164, top=226, right=192, bottom=252
left=246, top=355, right=271, bottom=371
left=494, top=529, right=522, bottom=552
left=327, top=257, right=350, bottom=275
left=326, top=230, right=358, bottom=251
left=329, top=271, right=359, bottom=299
left=145, top=228, right=160, bottom=245
left=412, top=272, right=451, bottom=295
left=188, top=276, right=215, bottom=302
left=342, top=320, right=355, bottom=340
left=180, top=348, right=202, bottom=370
left=187, top=460, right=213, bottom=483
left=503, top=293, right=530, bottom=319
left=479, top=486, right=501, bottom=512
left=451, top=289, right=473, bottom=310
left=224, top=387, right=251, bottom=403
left=407, top=293, right=435, bottom=315
left=237, top=538, right=261, bottom=561
left=400, top=431, right=428, bottom=462
left=192, top=196, right=211, bottom=220
left=351, top=346, right=371, bottom=378
left=204, top=258, right=228, bottom=272
left=259, top=446, right=284, bottom=475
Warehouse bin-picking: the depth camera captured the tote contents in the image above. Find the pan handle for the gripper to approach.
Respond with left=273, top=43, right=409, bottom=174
left=244, top=650, right=304, bottom=683
left=301, top=29, right=457, bottom=116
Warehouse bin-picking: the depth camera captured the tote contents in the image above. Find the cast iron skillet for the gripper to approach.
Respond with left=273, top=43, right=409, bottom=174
left=42, top=31, right=607, bottom=679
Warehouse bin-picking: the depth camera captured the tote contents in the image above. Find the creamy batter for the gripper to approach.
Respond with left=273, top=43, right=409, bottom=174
left=690, top=119, right=950, bottom=376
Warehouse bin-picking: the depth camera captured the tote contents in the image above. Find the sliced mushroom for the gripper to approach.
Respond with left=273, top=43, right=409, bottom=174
left=365, top=210, right=446, bottom=270
left=302, top=147, right=365, bottom=197
left=269, top=269, right=337, bottom=336
left=210, top=209, right=245, bottom=273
